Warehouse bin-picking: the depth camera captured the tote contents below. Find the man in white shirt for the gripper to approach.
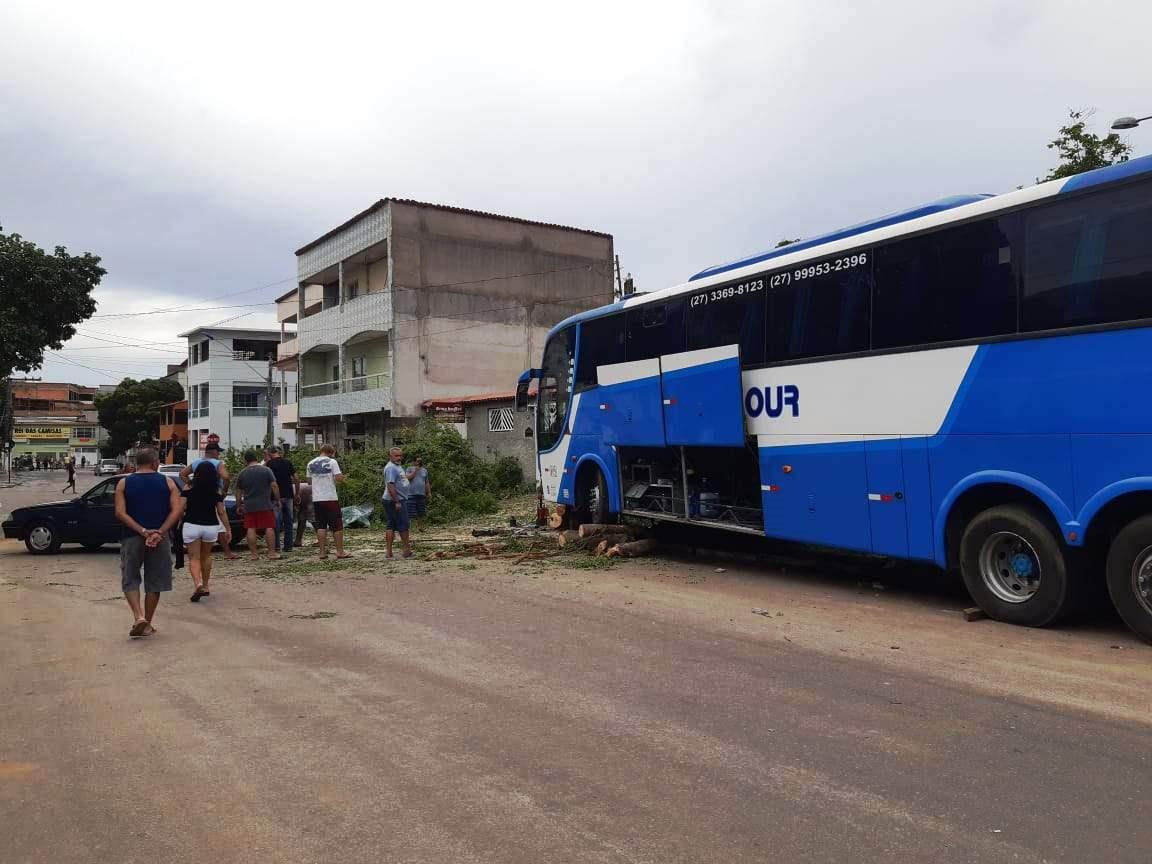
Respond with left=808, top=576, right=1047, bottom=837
left=306, top=444, right=351, bottom=560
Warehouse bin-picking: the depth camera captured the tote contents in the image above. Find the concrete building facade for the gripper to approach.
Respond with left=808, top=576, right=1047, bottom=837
left=7, top=381, right=108, bottom=464
left=280, top=198, right=613, bottom=451
left=180, top=326, right=298, bottom=456
left=421, top=391, right=537, bottom=480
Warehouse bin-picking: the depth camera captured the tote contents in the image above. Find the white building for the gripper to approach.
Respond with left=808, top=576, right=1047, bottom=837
left=179, top=326, right=298, bottom=454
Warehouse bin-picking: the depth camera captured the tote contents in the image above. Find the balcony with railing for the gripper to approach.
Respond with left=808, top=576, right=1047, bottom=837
left=277, top=336, right=299, bottom=362
left=231, top=405, right=269, bottom=417
left=299, top=373, right=392, bottom=418
left=275, top=402, right=298, bottom=427
left=297, top=290, right=393, bottom=354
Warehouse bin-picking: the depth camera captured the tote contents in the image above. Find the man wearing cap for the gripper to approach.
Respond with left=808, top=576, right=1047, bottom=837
left=181, top=442, right=231, bottom=495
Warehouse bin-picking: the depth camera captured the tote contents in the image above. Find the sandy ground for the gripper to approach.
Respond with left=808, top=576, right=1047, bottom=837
left=2, top=471, right=1150, bottom=863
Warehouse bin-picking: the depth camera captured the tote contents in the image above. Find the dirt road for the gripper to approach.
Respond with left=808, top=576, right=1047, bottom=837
left=2, top=473, right=1150, bottom=863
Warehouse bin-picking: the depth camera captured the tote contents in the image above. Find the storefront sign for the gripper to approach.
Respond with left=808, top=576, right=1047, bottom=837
left=18, top=427, right=68, bottom=439
left=429, top=406, right=465, bottom=424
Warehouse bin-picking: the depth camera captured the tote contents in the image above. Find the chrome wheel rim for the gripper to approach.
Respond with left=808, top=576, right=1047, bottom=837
left=585, top=481, right=602, bottom=521
left=978, top=531, right=1041, bottom=604
left=1130, top=545, right=1152, bottom=617
left=28, top=525, right=54, bottom=551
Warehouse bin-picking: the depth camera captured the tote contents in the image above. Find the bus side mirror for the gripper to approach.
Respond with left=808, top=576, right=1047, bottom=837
left=516, top=368, right=540, bottom=412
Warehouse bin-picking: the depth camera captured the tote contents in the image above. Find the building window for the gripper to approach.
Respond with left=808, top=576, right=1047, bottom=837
left=489, top=407, right=515, bottom=432
left=72, top=427, right=95, bottom=439
left=233, top=392, right=259, bottom=409
left=232, top=339, right=277, bottom=362
left=347, top=281, right=360, bottom=300
left=200, top=339, right=210, bottom=361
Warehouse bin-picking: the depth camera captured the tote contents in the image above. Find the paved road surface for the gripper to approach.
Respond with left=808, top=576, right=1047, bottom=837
left=2, top=471, right=1150, bottom=863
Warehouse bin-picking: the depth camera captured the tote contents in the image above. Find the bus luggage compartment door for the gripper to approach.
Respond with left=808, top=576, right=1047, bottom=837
left=660, top=346, right=745, bottom=446
left=864, top=437, right=909, bottom=557
left=594, top=358, right=667, bottom=446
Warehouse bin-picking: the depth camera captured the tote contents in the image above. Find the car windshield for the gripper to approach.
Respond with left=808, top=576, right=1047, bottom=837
left=83, top=481, right=116, bottom=502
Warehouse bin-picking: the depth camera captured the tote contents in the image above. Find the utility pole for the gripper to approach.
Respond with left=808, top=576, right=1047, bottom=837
left=266, top=361, right=274, bottom=447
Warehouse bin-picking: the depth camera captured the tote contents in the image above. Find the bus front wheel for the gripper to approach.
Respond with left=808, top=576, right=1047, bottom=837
left=959, top=505, right=1082, bottom=627
left=574, top=465, right=610, bottom=527
left=1105, top=515, right=1152, bottom=644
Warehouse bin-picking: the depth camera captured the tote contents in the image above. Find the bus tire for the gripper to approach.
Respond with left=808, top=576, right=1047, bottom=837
left=1104, top=515, right=1152, bottom=644
left=959, top=505, right=1080, bottom=627
left=574, top=464, right=610, bottom=526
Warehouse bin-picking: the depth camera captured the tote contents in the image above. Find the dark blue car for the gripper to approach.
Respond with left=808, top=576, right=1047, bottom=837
left=2, top=474, right=243, bottom=555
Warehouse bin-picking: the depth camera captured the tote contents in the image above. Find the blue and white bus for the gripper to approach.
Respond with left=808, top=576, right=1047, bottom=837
left=519, top=155, right=1152, bottom=642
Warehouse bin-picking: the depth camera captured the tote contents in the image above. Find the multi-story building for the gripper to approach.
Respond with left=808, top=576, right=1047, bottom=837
left=7, top=380, right=108, bottom=464
left=278, top=198, right=613, bottom=450
left=180, top=326, right=297, bottom=455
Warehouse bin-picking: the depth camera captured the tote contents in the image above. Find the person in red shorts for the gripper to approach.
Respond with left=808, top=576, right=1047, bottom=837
left=307, top=443, right=351, bottom=560
left=235, top=449, right=281, bottom=561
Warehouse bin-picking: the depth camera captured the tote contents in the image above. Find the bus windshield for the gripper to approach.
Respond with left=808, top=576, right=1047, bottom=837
left=535, top=327, right=574, bottom=451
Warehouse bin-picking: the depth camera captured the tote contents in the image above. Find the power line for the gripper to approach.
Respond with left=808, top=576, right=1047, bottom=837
left=87, top=263, right=606, bottom=319
left=91, top=302, right=272, bottom=319
left=71, top=330, right=192, bottom=355
left=92, top=275, right=297, bottom=320
left=43, top=351, right=123, bottom=381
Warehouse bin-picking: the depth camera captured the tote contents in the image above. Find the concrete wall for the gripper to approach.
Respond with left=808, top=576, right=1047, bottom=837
left=463, top=402, right=536, bottom=481
left=387, top=201, right=613, bottom=417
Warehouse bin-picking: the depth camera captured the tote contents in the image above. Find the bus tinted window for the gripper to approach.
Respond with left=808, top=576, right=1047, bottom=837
left=686, top=281, right=766, bottom=364
left=536, top=327, right=575, bottom=452
left=768, top=258, right=871, bottom=361
left=1023, top=181, right=1152, bottom=331
left=873, top=218, right=1018, bottom=349
left=626, top=298, right=685, bottom=361
left=575, top=314, right=625, bottom=389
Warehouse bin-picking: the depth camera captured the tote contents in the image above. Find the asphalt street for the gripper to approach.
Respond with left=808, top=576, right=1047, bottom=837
left=2, top=470, right=1150, bottom=863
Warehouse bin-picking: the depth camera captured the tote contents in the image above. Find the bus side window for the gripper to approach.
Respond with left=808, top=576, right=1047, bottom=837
left=575, top=314, right=626, bottom=390
left=873, top=218, right=1018, bottom=350
left=626, top=299, right=685, bottom=361
left=768, top=260, right=871, bottom=362
left=686, top=285, right=766, bottom=365
left=1023, top=179, right=1152, bottom=331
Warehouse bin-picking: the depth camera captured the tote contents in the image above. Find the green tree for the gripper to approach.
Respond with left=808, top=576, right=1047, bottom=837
left=0, top=227, right=104, bottom=376
left=94, top=377, right=184, bottom=456
left=1042, top=108, right=1132, bottom=182
left=775, top=238, right=801, bottom=248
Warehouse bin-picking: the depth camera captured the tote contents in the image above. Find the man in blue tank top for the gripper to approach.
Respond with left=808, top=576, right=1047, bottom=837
left=114, top=448, right=182, bottom=638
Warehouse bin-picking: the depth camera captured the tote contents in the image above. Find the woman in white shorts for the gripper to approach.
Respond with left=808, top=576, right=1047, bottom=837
left=181, top=461, right=231, bottom=602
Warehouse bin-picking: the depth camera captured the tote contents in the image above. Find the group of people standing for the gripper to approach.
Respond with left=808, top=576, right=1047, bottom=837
left=113, top=442, right=431, bottom=639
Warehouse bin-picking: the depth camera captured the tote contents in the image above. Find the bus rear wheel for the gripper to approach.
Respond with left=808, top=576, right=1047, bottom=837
left=574, top=465, right=610, bottom=527
left=959, top=505, right=1081, bottom=627
left=1105, top=514, right=1152, bottom=644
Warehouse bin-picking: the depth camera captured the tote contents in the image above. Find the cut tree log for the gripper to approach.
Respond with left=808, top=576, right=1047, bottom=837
left=556, top=530, right=581, bottom=548
left=578, top=523, right=619, bottom=538
left=607, top=538, right=657, bottom=558
left=547, top=511, right=566, bottom=530
left=594, top=533, right=631, bottom=555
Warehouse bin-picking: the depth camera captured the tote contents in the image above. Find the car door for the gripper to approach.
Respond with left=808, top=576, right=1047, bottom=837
left=79, top=479, right=122, bottom=543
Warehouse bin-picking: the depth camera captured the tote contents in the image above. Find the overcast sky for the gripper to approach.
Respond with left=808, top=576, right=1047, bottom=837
left=2, top=0, right=1149, bottom=386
